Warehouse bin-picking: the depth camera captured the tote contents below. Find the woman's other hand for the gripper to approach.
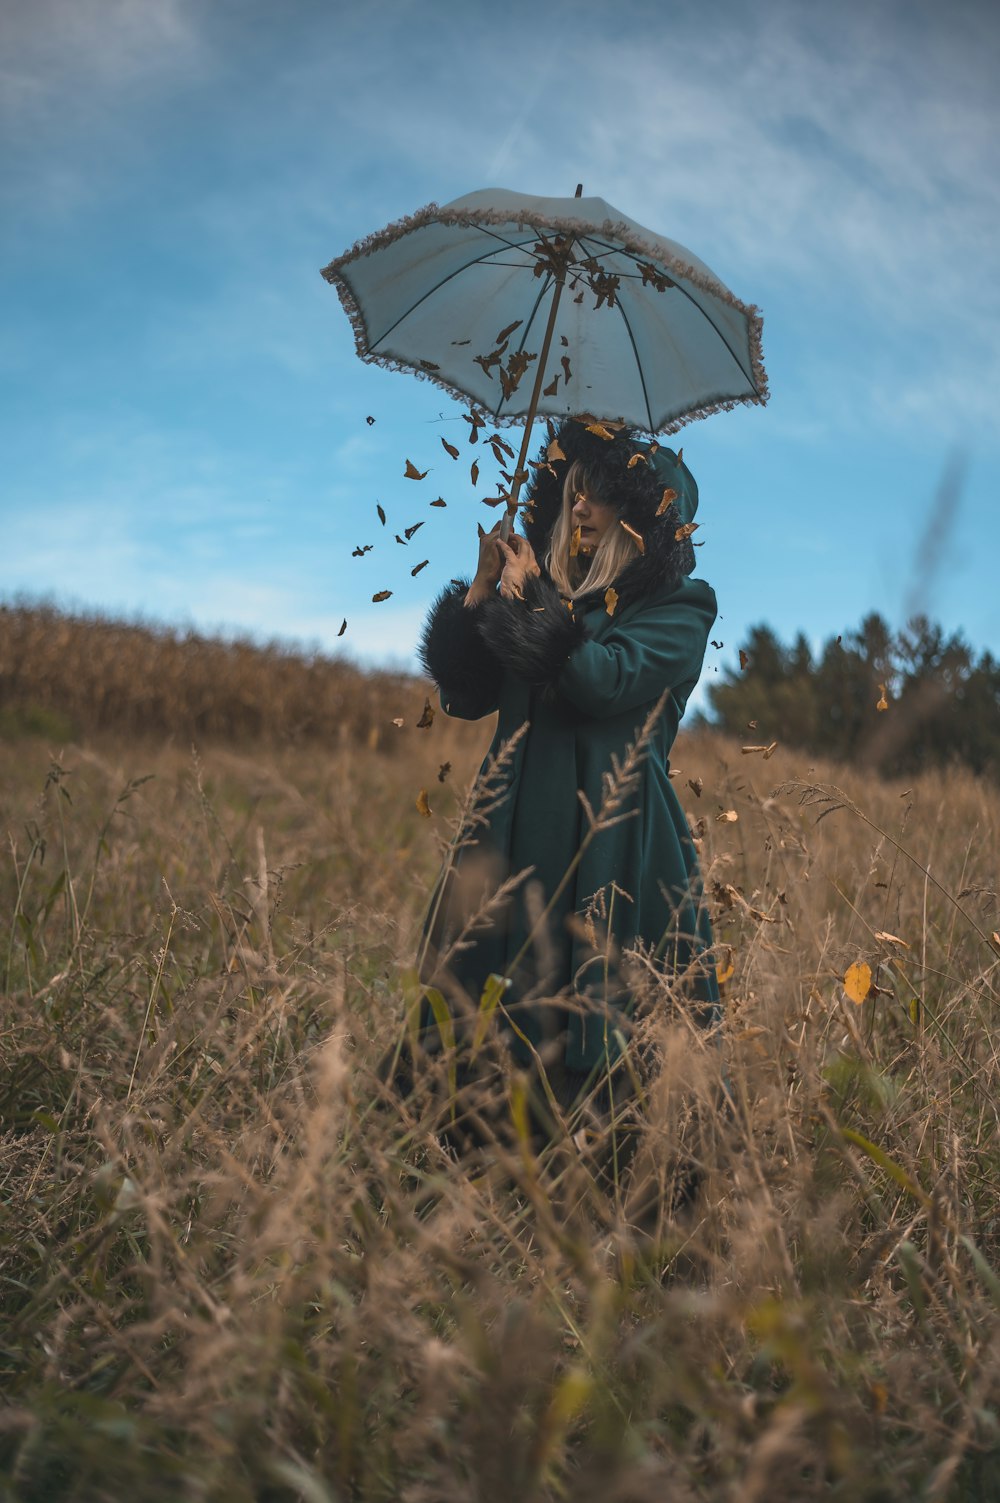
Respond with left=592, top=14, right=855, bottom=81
left=498, top=534, right=540, bottom=601
left=464, top=521, right=503, bottom=607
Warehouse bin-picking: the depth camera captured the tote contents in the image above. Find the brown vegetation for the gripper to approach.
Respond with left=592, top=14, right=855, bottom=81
left=1, top=612, right=999, bottom=1500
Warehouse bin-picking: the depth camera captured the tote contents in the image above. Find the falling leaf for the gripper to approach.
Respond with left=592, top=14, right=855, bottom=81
left=451, top=338, right=471, bottom=346
left=711, top=639, right=724, bottom=649
left=495, top=318, right=523, bottom=343
left=394, top=533, right=406, bottom=545
left=372, top=589, right=392, bottom=602
left=366, top=415, right=375, bottom=425
left=392, top=717, right=404, bottom=728
left=688, top=777, right=703, bottom=798
left=338, top=619, right=347, bottom=637
left=876, top=684, right=889, bottom=711
left=470, top=460, right=479, bottom=486
left=604, top=586, right=618, bottom=616
left=739, top=649, right=750, bottom=671
left=547, top=438, right=566, bottom=463
left=874, top=931, right=910, bottom=949
left=463, top=409, right=484, bottom=443
left=717, top=955, right=735, bottom=986
left=991, top=932, right=1000, bottom=954
left=561, top=355, right=572, bottom=382
left=377, top=503, right=386, bottom=526
left=655, top=487, right=679, bottom=516
left=404, top=521, right=425, bottom=539
left=543, top=375, right=559, bottom=397
left=569, top=524, right=582, bottom=558
left=675, top=521, right=699, bottom=541
left=437, top=761, right=451, bottom=783
left=573, top=290, right=584, bottom=304
left=627, top=452, right=648, bottom=469
left=430, top=497, right=447, bottom=507
left=416, top=698, right=435, bottom=729
left=619, top=519, right=645, bottom=554
left=560, top=334, right=569, bottom=347
left=441, top=437, right=460, bottom=460
left=419, top=358, right=440, bottom=371
left=844, top=961, right=872, bottom=1005
left=404, top=460, right=428, bottom=480
left=411, top=559, right=429, bottom=576
left=415, top=789, right=432, bottom=818
left=716, top=809, right=739, bottom=823
left=585, top=422, right=616, bottom=440
left=352, top=544, right=373, bottom=557
left=741, top=745, right=769, bottom=755
left=747, top=719, right=758, bottom=730
left=763, top=741, right=778, bottom=759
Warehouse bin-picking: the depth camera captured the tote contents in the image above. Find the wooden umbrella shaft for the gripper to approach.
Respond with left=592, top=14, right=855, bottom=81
left=499, top=265, right=566, bottom=543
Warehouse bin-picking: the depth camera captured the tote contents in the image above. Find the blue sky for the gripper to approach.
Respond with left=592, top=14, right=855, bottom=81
left=3, top=0, right=999, bottom=691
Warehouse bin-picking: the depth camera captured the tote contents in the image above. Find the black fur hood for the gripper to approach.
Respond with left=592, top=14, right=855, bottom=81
left=520, top=418, right=699, bottom=611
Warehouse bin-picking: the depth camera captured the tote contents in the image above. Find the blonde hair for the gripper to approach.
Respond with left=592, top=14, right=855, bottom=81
left=545, top=460, right=639, bottom=598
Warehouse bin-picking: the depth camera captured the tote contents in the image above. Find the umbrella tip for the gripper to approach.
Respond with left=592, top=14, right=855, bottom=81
left=575, top=183, right=583, bottom=197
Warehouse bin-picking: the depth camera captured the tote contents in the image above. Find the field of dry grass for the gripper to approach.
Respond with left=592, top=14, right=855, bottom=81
left=2, top=614, right=1000, bottom=1500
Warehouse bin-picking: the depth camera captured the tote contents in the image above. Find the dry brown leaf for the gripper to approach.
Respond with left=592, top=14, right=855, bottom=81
left=716, top=809, right=739, bottom=823
left=377, top=503, right=386, bottom=526
left=585, top=422, right=615, bottom=440
left=404, top=521, right=424, bottom=539
left=547, top=438, right=566, bottom=463
left=876, top=684, right=889, bottom=711
left=352, top=544, right=373, bottom=557
left=747, top=719, right=757, bottom=730
left=675, top=521, right=699, bottom=541
left=874, top=931, right=910, bottom=949
left=338, top=619, right=347, bottom=637
left=844, top=961, right=872, bottom=1005
left=419, top=359, right=439, bottom=371
left=430, top=497, right=447, bottom=507
left=655, top=487, right=678, bottom=516
left=441, top=437, right=459, bottom=460
left=416, top=698, right=435, bottom=729
left=495, top=318, right=523, bottom=343
left=604, top=586, right=618, bottom=616
left=470, top=460, right=479, bottom=486
left=619, top=519, right=645, bottom=554
left=411, top=559, right=429, bottom=577
left=561, top=355, right=572, bottom=381
left=688, top=777, right=703, bottom=798
left=415, top=789, right=432, bottom=818
left=366, top=415, right=375, bottom=425
left=543, top=375, right=559, bottom=397
left=627, top=452, right=648, bottom=468
left=392, top=717, right=404, bottom=728
left=763, top=741, right=778, bottom=759
left=372, top=589, right=392, bottom=603
left=741, top=745, right=769, bottom=755
left=739, top=649, right=750, bottom=671
left=437, top=761, right=451, bottom=783
left=404, top=460, right=428, bottom=480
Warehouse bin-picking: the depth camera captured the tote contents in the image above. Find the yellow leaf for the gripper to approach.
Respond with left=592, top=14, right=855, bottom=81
left=627, top=452, right=648, bottom=468
left=372, top=589, right=393, bottom=602
left=844, top=961, right=873, bottom=1005
left=569, top=524, right=581, bottom=557
left=619, top=519, right=645, bottom=554
left=585, top=422, right=615, bottom=440
left=876, top=684, right=889, bottom=711
left=717, top=957, right=735, bottom=985
left=404, top=459, right=428, bottom=480
left=415, top=788, right=432, bottom=818
left=715, top=809, right=738, bottom=823
left=655, top=487, right=678, bottom=516
left=604, top=586, right=618, bottom=616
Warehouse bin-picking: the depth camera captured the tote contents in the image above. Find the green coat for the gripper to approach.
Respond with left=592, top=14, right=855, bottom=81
left=419, top=571, right=721, bottom=1072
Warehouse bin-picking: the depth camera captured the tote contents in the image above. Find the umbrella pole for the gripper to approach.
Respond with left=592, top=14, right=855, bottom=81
left=499, top=265, right=566, bottom=542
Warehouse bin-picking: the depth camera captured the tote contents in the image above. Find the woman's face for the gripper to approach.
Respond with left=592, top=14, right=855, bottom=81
left=572, top=488, right=616, bottom=554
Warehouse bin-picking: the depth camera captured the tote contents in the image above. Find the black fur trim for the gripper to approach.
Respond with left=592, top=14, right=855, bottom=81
left=521, top=419, right=696, bottom=610
left=477, top=575, right=589, bottom=689
left=419, top=579, right=503, bottom=700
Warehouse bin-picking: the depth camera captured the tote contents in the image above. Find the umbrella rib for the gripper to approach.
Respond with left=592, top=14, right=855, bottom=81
left=368, top=238, right=542, bottom=349
left=570, top=235, right=654, bottom=431
left=576, top=234, right=759, bottom=394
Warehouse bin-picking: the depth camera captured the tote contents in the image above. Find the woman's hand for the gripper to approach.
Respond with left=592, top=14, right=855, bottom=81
left=463, top=521, right=503, bottom=607
left=497, top=534, right=540, bottom=601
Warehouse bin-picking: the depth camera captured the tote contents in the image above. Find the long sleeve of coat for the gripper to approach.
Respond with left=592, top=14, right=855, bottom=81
left=557, top=579, right=717, bottom=719
left=419, top=579, right=504, bottom=720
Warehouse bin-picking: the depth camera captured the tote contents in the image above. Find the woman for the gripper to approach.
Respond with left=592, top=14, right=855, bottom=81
left=416, top=417, right=720, bottom=1115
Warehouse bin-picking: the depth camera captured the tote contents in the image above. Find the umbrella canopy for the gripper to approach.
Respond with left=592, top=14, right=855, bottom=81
left=321, top=187, right=768, bottom=436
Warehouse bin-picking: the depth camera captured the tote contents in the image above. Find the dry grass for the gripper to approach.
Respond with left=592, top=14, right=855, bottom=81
left=1, top=650, right=1000, bottom=1499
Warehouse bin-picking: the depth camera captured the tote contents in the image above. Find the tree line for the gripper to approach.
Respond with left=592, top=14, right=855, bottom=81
left=705, top=613, right=1000, bottom=779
